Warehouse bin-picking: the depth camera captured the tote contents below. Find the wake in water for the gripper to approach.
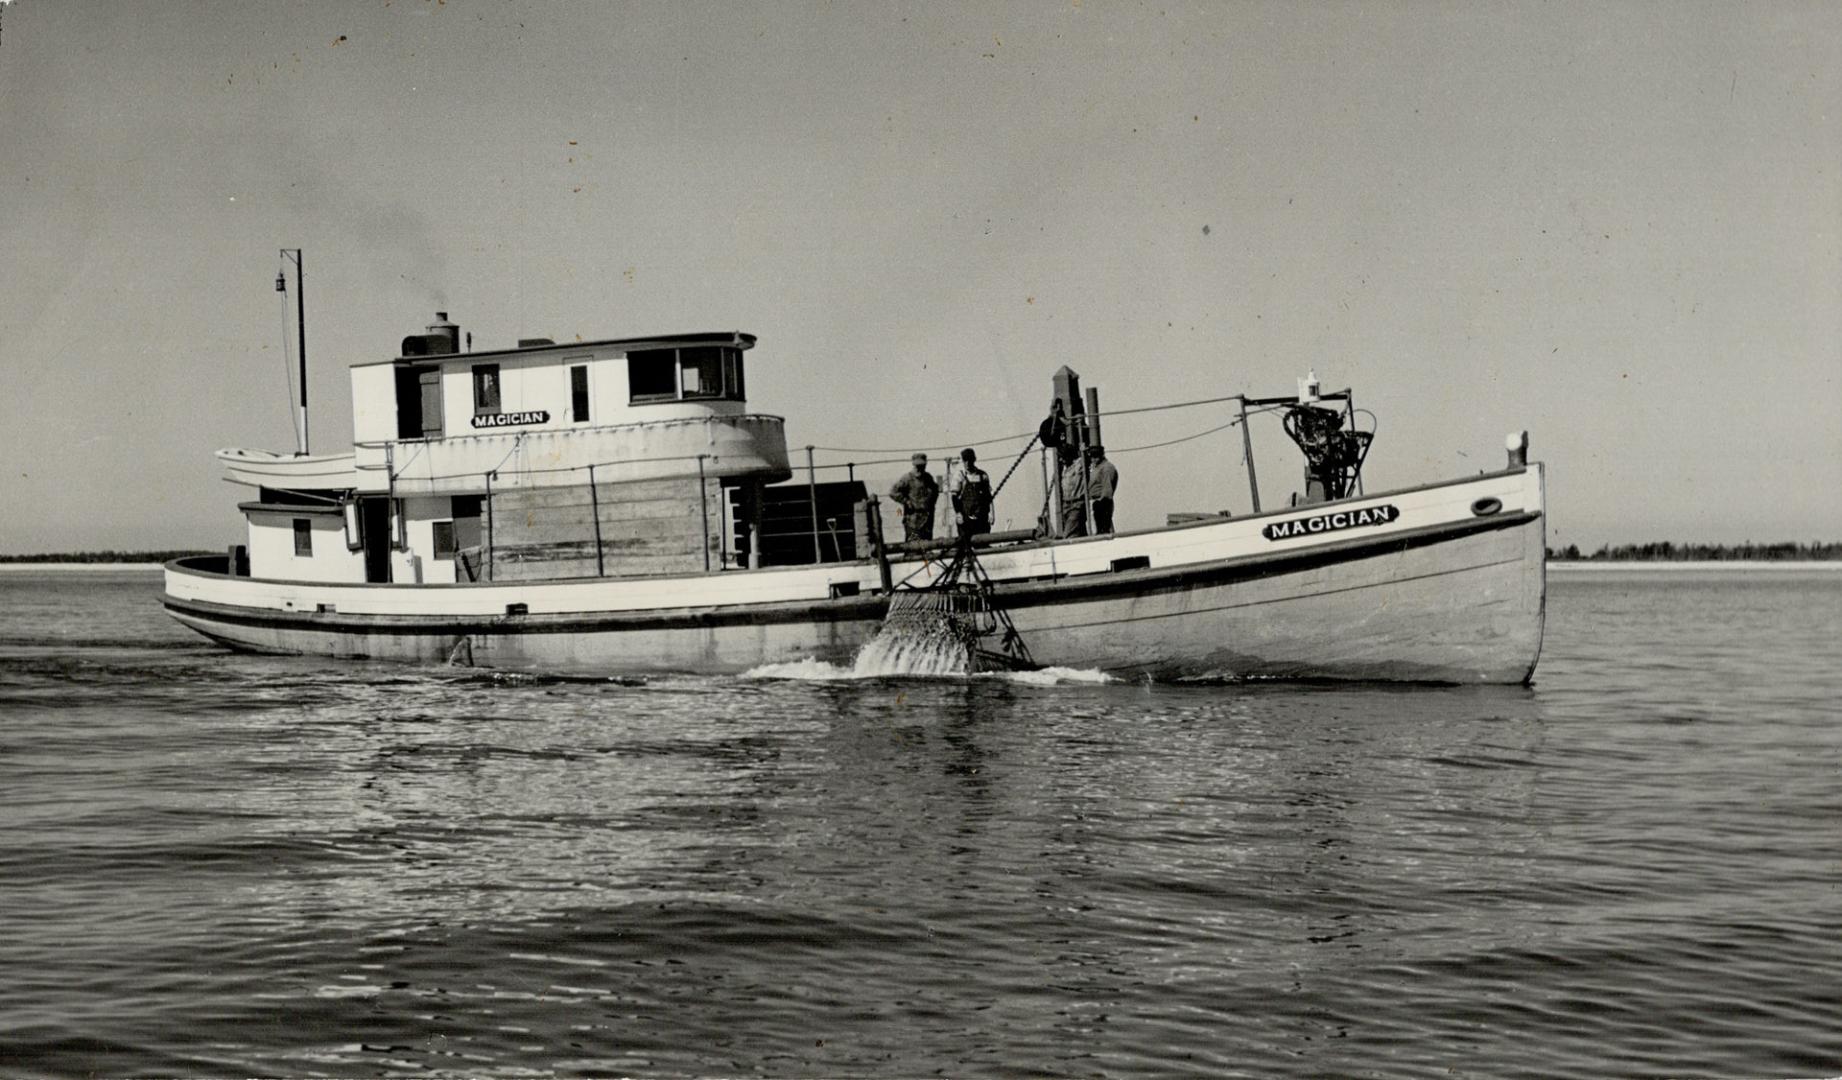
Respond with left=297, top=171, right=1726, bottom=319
left=747, top=570, right=1106, bottom=683
left=743, top=656, right=1113, bottom=685
left=745, top=615, right=1112, bottom=684
left=851, top=617, right=977, bottom=677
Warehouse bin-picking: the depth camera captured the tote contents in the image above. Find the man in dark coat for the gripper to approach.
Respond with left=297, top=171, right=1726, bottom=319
left=889, top=452, right=940, bottom=542
left=1086, top=444, right=1119, bottom=534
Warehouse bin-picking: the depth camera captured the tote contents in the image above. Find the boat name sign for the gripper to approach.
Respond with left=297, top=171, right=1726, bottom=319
left=1262, top=503, right=1399, bottom=541
left=471, top=410, right=550, bottom=430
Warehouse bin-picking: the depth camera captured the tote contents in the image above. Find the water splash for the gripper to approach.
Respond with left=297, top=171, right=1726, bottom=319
left=740, top=622, right=973, bottom=682
left=849, top=588, right=990, bottom=676
left=745, top=587, right=1099, bottom=682
left=743, top=656, right=1114, bottom=686
left=851, top=619, right=975, bottom=677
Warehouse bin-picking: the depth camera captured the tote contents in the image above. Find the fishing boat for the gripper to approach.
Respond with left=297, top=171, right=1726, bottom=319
left=162, top=303, right=1546, bottom=683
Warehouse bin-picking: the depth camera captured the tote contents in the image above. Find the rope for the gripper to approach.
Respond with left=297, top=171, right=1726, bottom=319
left=1112, top=409, right=1274, bottom=451
left=278, top=284, right=301, bottom=450
left=377, top=400, right=1291, bottom=486
left=989, top=434, right=1039, bottom=500
left=812, top=430, right=1035, bottom=455
left=257, top=484, right=343, bottom=505
left=805, top=393, right=1251, bottom=456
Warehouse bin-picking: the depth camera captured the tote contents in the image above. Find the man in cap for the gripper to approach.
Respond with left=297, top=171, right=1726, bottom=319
left=889, top=452, right=940, bottom=542
left=949, top=447, right=994, bottom=542
left=1086, top=443, right=1119, bottom=534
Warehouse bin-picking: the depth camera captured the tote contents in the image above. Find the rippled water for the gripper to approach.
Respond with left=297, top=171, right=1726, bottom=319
left=1, top=567, right=1838, bottom=1078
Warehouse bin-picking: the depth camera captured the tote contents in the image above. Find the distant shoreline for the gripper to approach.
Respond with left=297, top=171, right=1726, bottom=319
left=1548, top=561, right=1841, bottom=571
left=0, top=563, right=167, bottom=572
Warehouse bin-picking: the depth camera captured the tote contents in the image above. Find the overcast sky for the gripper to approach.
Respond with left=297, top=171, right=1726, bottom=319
left=2, top=0, right=1837, bottom=553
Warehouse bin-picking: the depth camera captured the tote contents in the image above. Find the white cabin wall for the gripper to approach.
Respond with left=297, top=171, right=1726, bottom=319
left=401, top=496, right=458, bottom=585
left=436, top=351, right=750, bottom=437
left=349, top=345, right=757, bottom=456
left=246, top=512, right=366, bottom=583
left=443, top=352, right=579, bottom=433
left=350, top=364, right=398, bottom=445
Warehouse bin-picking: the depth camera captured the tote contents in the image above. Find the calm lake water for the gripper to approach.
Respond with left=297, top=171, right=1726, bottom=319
left=1, top=567, right=1838, bottom=1078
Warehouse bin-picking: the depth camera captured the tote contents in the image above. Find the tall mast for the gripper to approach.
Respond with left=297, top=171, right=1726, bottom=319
left=277, top=248, right=308, bottom=455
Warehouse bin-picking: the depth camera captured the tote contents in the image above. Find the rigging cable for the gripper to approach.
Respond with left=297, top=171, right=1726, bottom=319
left=806, top=392, right=1254, bottom=456
left=371, top=402, right=1291, bottom=487
left=278, top=278, right=301, bottom=451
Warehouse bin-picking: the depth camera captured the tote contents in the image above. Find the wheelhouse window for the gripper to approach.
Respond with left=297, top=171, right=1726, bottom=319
left=724, top=348, right=745, bottom=400
left=627, top=349, right=679, bottom=401
left=627, top=346, right=746, bottom=404
left=292, top=519, right=312, bottom=556
left=472, top=364, right=501, bottom=415
left=570, top=365, right=590, bottom=422
left=432, top=520, right=457, bottom=560
left=679, top=346, right=724, bottom=400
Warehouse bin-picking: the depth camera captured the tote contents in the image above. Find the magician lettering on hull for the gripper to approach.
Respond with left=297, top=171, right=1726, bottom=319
left=471, top=410, right=550, bottom=430
left=1263, top=503, right=1399, bottom=541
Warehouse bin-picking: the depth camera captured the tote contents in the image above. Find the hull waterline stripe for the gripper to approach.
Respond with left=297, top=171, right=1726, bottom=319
left=163, top=511, right=1540, bottom=638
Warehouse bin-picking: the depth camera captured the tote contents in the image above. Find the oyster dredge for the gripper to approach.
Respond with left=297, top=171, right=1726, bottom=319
left=163, top=284, right=1547, bottom=682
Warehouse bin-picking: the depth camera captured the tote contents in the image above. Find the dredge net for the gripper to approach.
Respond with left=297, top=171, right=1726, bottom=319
left=853, top=581, right=1037, bottom=677
left=853, top=589, right=990, bottom=676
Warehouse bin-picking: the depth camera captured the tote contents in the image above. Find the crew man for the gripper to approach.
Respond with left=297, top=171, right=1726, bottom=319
left=1057, top=443, right=1087, bottom=537
left=1086, top=444, right=1119, bottom=534
left=950, top=447, right=994, bottom=541
left=889, top=452, right=940, bottom=542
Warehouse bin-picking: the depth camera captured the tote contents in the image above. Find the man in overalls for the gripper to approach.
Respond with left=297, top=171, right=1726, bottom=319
left=889, top=452, right=940, bottom=542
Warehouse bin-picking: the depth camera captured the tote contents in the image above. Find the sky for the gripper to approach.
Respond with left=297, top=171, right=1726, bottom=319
left=1, top=0, right=1837, bottom=554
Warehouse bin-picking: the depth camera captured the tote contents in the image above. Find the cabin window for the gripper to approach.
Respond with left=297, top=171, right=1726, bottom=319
left=628, top=349, right=678, bottom=401
left=472, top=364, right=501, bottom=415
left=627, top=346, right=746, bottom=404
left=292, top=519, right=312, bottom=556
left=452, top=495, right=483, bottom=551
left=432, top=520, right=457, bottom=559
left=680, top=346, right=724, bottom=400
left=725, top=349, right=745, bottom=400
left=570, top=365, right=590, bottom=422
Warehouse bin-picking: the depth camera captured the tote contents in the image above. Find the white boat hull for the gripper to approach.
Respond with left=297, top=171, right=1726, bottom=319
left=164, top=466, right=1546, bottom=683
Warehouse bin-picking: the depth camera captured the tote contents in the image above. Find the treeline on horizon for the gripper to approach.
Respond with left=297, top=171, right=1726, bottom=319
left=1547, top=541, right=1842, bottom=561
left=0, top=550, right=213, bottom=564
left=6, top=543, right=1840, bottom=564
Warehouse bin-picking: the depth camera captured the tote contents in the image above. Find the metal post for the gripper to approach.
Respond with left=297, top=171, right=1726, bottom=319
left=1344, top=391, right=1362, bottom=495
left=698, top=455, right=711, bottom=572
left=296, top=249, right=307, bottom=455
left=747, top=481, right=761, bottom=570
left=278, top=248, right=308, bottom=455
left=943, top=459, right=955, bottom=542
left=484, top=471, right=494, bottom=581
left=1238, top=396, right=1261, bottom=514
left=867, top=496, right=894, bottom=594
left=587, top=463, right=604, bottom=576
left=1080, top=452, right=1092, bottom=537
left=718, top=475, right=730, bottom=570
left=1075, top=390, right=1094, bottom=537
left=385, top=442, right=399, bottom=551
left=1042, top=445, right=1060, bottom=538
left=805, top=445, right=822, bottom=565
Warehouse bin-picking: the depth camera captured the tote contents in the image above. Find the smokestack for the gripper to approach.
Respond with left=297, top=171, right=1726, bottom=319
left=427, top=312, right=460, bottom=355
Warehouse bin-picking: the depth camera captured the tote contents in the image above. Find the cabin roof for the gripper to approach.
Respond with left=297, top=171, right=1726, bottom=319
left=350, top=330, right=758, bottom=369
